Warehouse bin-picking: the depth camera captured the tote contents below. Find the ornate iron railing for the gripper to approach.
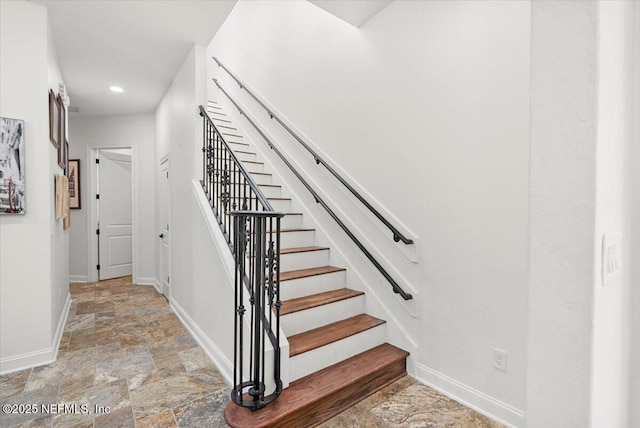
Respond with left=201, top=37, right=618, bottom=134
left=199, top=105, right=284, bottom=410
left=212, top=56, right=413, bottom=245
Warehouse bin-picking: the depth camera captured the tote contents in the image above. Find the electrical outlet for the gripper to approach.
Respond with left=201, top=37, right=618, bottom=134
left=493, top=348, right=507, bottom=371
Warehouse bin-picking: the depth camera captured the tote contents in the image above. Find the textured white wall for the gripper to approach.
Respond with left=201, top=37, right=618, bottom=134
left=0, top=0, right=68, bottom=372
left=527, top=2, right=597, bottom=426
left=632, top=3, right=640, bottom=426
left=208, top=0, right=531, bottom=423
left=590, top=2, right=635, bottom=426
left=47, top=6, right=70, bottom=344
left=68, top=114, right=156, bottom=284
left=154, top=45, right=236, bottom=375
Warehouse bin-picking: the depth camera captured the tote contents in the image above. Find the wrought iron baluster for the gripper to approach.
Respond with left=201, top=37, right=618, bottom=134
left=198, top=106, right=282, bottom=410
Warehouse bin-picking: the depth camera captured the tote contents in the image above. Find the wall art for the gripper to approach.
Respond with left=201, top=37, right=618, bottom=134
left=0, top=117, right=26, bottom=214
left=49, top=89, right=60, bottom=148
left=68, top=159, right=81, bottom=209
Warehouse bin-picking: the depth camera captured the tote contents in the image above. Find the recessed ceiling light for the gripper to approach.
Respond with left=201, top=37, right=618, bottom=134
left=109, top=86, right=124, bottom=93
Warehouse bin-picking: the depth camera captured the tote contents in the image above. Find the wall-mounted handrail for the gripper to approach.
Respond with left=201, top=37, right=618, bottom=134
left=212, top=80, right=413, bottom=301
left=212, top=56, right=414, bottom=246
left=199, top=106, right=284, bottom=410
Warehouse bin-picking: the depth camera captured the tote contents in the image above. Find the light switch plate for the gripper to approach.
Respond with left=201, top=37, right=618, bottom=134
left=602, top=233, right=622, bottom=285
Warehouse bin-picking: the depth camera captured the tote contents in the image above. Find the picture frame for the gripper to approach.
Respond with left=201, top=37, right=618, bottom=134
left=65, top=140, right=69, bottom=174
left=0, top=117, right=26, bottom=214
left=49, top=90, right=60, bottom=149
left=68, top=159, right=81, bottom=209
left=57, top=95, right=65, bottom=168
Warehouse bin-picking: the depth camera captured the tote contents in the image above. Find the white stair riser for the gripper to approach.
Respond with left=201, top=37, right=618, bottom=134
left=266, top=198, right=291, bottom=212
left=280, top=249, right=329, bottom=271
left=208, top=110, right=226, bottom=118
left=280, top=214, right=302, bottom=229
left=289, top=324, right=386, bottom=381
left=279, top=230, right=315, bottom=248
left=212, top=161, right=263, bottom=174
left=280, top=270, right=346, bottom=300
left=258, top=186, right=282, bottom=199
left=212, top=118, right=233, bottom=126
left=233, top=151, right=257, bottom=162
left=226, top=141, right=250, bottom=151
left=221, top=133, right=243, bottom=142
left=250, top=173, right=272, bottom=185
left=281, top=295, right=365, bottom=336
left=215, top=125, right=237, bottom=133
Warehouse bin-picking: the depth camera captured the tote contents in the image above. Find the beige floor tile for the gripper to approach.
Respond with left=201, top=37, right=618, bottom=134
left=1, top=276, right=504, bottom=428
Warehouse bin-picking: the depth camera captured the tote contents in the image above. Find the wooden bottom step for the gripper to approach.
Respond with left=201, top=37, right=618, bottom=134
left=224, top=343, right=409, bottom=428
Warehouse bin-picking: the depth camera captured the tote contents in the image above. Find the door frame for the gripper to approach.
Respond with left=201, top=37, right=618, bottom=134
left=86, top=145, right=137, bottom=283
left=159, top=154, right=171, bottom=297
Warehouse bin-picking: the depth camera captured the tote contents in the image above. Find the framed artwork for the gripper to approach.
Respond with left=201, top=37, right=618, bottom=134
left=57, top=95, right=65, bottom=168
left=68, top=159, right=80, bottom=209
left=49, top=90, right=60, bottom=148
left=0, top=117, right=26, bottom=214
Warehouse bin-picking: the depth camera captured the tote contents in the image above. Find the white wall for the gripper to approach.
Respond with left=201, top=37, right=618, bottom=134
left=68, top=114, right=156, bottom=284
left=590, top=2, right=635, bottom=426
left=0, top=0, right=69, bottom=373
left=631, top=3, right=640, bottom=427
left=47, top=4, right=70, bottom=348
left=527, top=2, right=598, bottom=426
left=208, top=1, right=530, bottom=423
left=154, top=45, right=236, bottom=377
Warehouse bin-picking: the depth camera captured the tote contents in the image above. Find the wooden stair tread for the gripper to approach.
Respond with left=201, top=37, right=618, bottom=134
left=280, top=288, right=363, bottom=316
left=224, top=343, right=408, bottom=428
left=280, top=266, right=345, bottom=282
left=280, top=246, right=329, bottom=255
left=289, top=314, right=385, bottom=357
left=280, top=228, right=314, bottom=233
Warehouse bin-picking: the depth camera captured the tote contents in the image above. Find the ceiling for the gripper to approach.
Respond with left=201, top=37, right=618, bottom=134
left=308, top=0, right=393, bottom=27
left=31, top=0, right=237, bottom=116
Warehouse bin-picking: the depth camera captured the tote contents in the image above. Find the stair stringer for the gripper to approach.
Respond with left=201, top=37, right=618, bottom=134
left=191, top=179, right=291, bottom=391
left=211, top=92, right=420, bottom=378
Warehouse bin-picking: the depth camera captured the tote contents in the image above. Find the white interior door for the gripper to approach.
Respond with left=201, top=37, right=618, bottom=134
left=98, top=150, right=133, bottom=280
left=159, top=158, right=170, bottom=297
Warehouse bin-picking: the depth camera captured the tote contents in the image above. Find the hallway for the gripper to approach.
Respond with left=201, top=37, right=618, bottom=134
left=1, top=278, right=501, bottom=427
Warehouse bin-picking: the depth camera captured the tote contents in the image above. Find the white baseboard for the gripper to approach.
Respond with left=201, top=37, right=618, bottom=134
left=69, top=275, right=88, bottom=283
left=415, top=363, right=525, bottom=428
left=0, top=293, right=71, bottom=375
left=170, top=297, right=233, bottom=386
left=134, top=276, right=157, bottom=286
left=153, top=279, right=162, bottom=294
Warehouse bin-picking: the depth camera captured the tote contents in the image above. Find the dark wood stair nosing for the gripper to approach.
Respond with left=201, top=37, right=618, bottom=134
left=280, top=288, right=364, bottom=316
left=279, top=266, right=346, bottom=282
left=288, top=314, right=386, bottom=357
left=280, top=246, right=329, bottom=255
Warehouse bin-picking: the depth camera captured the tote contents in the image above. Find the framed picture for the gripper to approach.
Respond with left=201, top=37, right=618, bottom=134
left=49, top=90, right=60, bottom=148
left=0, top=117, right=26, bottom=214
left=68, top=159, right=80, bottom=209
left=57, top=96, right=65, bottom=168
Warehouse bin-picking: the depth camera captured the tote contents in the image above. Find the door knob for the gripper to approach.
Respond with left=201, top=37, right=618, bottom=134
left=159, top=233, right=164, bottom=238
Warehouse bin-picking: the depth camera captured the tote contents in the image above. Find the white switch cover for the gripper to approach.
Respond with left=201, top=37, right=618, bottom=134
left=602, top=233, right=622, bottom=285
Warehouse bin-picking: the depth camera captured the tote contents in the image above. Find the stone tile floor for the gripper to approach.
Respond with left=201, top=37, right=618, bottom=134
left=1, top=277, right=503, bottom=428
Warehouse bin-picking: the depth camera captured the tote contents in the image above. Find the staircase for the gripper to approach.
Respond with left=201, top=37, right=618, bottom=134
left=205, top=100, right=409, bottom=427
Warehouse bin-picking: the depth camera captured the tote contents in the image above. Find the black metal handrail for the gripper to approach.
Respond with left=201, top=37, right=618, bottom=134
left=212, top=80, right=413, bottom=301
left=199, top=106, right=284, bottom=409
left=212, top=56, right=414, bottom=245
